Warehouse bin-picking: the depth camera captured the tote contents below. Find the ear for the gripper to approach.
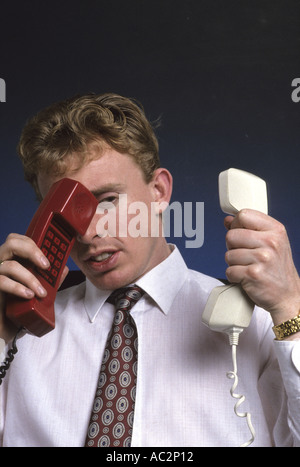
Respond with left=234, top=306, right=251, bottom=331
left=150, top=168, right=173, bottom=213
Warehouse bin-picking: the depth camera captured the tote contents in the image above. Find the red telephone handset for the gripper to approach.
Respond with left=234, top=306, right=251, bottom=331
left=5, top=178, right=98, bottom=337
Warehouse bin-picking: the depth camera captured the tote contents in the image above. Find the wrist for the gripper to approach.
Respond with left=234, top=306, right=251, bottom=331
left=272, top=313, right=300, bottom=340
left=269, top=279, right=300, bottom=326
left=270, top=299, right=300, bottom=326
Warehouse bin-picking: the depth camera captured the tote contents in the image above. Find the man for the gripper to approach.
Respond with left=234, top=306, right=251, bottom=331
left=0, top=93, right=299, bottom=447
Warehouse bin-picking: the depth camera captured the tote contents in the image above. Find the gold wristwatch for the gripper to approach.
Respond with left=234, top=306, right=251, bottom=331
left=273, top=314, right=300, bottom=340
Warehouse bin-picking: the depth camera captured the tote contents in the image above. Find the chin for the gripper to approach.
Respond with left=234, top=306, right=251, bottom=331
left=86, top=270, right=135, bottom=291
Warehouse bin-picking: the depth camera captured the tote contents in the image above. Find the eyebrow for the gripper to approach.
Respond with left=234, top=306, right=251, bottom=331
left=90, top=183, right=126, bottom=197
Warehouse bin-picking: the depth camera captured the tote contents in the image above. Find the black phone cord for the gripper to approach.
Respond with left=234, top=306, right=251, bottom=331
left=0, top=328, right=23, bottom=385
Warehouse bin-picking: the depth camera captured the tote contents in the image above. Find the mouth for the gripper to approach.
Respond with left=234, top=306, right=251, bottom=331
left=90, top=252, right=114, bottom=262
left=83, top=250, right=120, bottom=272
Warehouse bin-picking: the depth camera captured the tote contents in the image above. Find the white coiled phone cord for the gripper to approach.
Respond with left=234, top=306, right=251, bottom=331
left=227, top=328, right=256, bottom=447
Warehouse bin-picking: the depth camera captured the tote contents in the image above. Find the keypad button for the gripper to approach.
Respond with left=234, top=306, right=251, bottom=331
left=38, top=225, right=70, bottom=287
left=48, top=254, right=55, bottom=264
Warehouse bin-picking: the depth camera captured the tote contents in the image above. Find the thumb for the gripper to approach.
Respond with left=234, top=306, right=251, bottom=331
left=224, top=215, right=235, bottom=230
left=58, top=265, right=69, bottom=288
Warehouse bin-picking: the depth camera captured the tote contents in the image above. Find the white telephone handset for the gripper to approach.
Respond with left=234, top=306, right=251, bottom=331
left=202, top=168, right=268, bottom=447
left=202, top=168, right=268, bottom=335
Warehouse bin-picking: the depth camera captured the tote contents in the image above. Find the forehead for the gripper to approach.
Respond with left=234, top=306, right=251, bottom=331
left=37, top=147, right=145, bottom=198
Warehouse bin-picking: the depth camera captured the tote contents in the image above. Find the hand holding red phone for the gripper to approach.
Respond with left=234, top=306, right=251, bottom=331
left=0, top=179, right=97, bottom=338
left=0, top=234, right=59, bottom=342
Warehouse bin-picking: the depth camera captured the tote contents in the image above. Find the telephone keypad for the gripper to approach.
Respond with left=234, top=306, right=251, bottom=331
left=38, top=225, right=69, bottom=286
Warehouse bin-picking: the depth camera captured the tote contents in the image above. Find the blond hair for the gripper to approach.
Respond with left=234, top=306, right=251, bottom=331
left=18, top=93, right=160, bottom=199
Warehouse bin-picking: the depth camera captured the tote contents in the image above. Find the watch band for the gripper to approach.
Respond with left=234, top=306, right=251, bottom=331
left=272, top=314, right=300, bottom=340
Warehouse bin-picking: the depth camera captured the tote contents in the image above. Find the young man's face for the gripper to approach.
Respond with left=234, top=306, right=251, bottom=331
left=37, top=146, right=172, bottom=290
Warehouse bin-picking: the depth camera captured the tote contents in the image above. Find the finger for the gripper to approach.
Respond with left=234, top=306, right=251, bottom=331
left=224, top=216, right=235, bottom=230
left=0, top=260, right=47, bottom=298
left=225, top=248, right=254, bottom=266
left=0, top=233, right=50, bottom=269
left=226, top=228, right=265, bottom=250
left=226, top=263, right=263, bottom=285
left=0, top=274, right=35, bottom=299
left=225, top=265, right=243, bottom=284
left=227, top=209, right=277, bottom=231
left=225, top=246, right=273, bottom=267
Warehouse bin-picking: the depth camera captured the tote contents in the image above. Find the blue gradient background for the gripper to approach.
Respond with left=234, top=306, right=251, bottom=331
left=0, top=0, right=299, bottom=279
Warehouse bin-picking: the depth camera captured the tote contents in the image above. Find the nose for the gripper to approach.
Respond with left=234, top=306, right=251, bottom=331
left=76, top=212, right=99, bottom=244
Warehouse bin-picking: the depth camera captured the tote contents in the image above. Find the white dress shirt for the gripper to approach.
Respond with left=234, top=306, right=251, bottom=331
left=1, top=245, right=300, bottom=447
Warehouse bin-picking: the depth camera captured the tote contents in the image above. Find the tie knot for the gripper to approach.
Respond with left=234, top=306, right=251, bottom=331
left=108, top=285, right=144, bottom=311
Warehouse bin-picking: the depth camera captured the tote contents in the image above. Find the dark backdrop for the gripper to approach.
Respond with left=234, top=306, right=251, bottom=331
left=0, top=0, right=299, bottom=278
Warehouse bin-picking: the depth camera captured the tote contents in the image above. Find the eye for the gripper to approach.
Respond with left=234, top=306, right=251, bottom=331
left=102, top=196, right=117, bottom=203
left=97, top=193, right=119, bottom=210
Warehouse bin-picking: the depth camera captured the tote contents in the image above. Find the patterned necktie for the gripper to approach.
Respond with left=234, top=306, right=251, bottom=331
left=85, top=285, right=144, bottom=447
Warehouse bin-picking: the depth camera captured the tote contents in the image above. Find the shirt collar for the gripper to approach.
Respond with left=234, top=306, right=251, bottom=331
left=84, top=244, right=189, bottom=322
left=84, top=280, right=112, bottom=322
left=135, top=245, right=188, bottom=315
